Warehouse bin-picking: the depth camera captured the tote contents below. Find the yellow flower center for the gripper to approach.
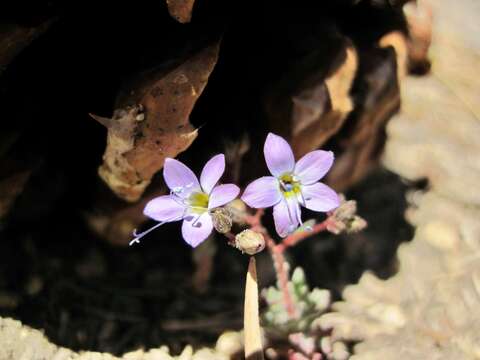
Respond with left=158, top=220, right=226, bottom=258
left=188, top=191, right=209, bottom=213
left=279, top=173, right=301, bottom=198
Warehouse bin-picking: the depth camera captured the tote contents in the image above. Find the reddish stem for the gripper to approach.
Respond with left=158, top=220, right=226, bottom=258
left=244, top=209, right=264, bottom=230
left=277, top=219, right=331, bottom=253
left=224, top=231, right=236, bottom=244
left=241, top=210, right=332, bottom=320
left=264, top=233, right=297, bottom=318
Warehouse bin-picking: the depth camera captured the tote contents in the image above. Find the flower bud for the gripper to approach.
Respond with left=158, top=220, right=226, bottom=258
left=326, top=220, right=346, bottom=235
left=235, top=229, right=265, bottom=255
left=327, top=195, right=367, bottom=235
left=210, top=207, right=233, bottom=234
left=332, top=199, right=357, bottom=221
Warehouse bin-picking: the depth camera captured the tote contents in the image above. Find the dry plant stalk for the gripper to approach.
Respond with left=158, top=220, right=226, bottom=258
left=244, top=257, right=264, bottom=360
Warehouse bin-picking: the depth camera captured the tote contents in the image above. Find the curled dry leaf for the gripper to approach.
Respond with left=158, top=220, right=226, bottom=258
left=403, top=0, right=433, bottom=73
left=264, top=28, right=410, bottom=192
left=165, top=0, right=196, bottom=23
left=379, top=31, right=408, bottom=81
left=93, top=43, right=220, bottom=202
left=290, top=45, right=358, bottom=158
left=265, top=37, right=358, bottom=159
left=326, top=42, right=403, bottom=191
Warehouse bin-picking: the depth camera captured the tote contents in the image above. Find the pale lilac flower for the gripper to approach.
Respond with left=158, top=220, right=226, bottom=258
left=241, top=133, right=339, bottom=237
left=131, top=154, right=240, bottom=247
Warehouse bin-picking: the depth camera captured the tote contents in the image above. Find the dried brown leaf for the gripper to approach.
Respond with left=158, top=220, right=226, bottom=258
left=290, top=46, right=358, bottom=158
left=95, top=43, right=219, bottom=202
left=166, top=0, right=196, bottom=23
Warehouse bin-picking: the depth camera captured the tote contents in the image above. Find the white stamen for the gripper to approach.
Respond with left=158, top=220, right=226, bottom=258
left=298, top=188, right=308, bottom=207
left=283, top=197, right=299, bottom=234
left=129, top=221, right=166, bottom=246
left=171, top=193, right=189, bottom=206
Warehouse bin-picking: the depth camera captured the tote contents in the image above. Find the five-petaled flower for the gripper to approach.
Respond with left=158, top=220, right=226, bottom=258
left=133, top=154, right=240, bottom=247
left=241, top=133, right=339, bottom=237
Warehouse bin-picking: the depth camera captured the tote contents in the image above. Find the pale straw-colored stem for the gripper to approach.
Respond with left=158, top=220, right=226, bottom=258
left=244, top=257, right=264, bottom=360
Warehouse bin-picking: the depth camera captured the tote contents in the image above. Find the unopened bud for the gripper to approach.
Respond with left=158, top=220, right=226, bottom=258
left=327, top=195, right=367, bottom=234
left=326, top=220, right=346, bottom=235
left=211, top=208, right=233, bottom=234
left=235, top=229, right=265, bottom=255
left=332, top=200, right=357, bottom=221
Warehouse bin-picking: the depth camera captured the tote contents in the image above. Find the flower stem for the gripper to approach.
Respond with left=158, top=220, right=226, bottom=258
left=244, top=210, right=296, bottom=319
left=242, top=211, right=332, bottom=320
left=276, top=219, right=331, bottom=253
left=267, top=236, right=297, bottom=319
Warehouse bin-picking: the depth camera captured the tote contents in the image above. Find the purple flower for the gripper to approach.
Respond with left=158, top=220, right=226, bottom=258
left=131, top=154, right=240, bottom=247
left=241, top=133, right=339, bottom=237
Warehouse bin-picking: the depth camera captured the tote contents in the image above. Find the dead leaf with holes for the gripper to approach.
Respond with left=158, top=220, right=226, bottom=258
left=92, top=43, right=219, bottom=202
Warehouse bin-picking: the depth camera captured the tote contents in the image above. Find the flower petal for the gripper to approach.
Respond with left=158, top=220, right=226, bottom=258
left=241, top=176, right=282, bottom=209
left=294, top=150, right=334, bottom=185
left=143, top=195, right=186, bottom=222
left=264, top=133, right=295, bottom=177
left=181, top=212, right=214, bottom=247
left=273, top=197, right=301, bottom=237
left=163, top=158, right=200, bottom=197
left=301, top=182, right=340, bottom=212
left=208, top=184, right=240, bottom=209
left=200, top=154, right=225, bottom=194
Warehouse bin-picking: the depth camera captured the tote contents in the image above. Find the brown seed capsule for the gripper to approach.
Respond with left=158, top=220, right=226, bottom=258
left=235, top=229, right=265, bottom=255
left=210, top=207, right=233, bottom=234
